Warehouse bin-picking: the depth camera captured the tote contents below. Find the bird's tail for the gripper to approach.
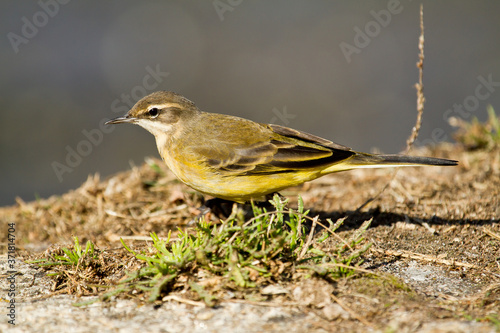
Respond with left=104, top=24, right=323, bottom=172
left=323, top=152, right=458, bottom=174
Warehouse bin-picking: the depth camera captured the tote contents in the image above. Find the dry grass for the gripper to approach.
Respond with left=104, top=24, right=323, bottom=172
left=0, top=141, right=498, bottom=328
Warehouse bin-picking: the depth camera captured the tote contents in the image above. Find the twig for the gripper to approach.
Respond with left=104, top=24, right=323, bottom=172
left=109, top=235, right=174, bottom=242
left=355, top=179, right=395, bottom=212
left=330, top=293, right=376, bottom=329
left=238, top=210, right=353, bottom=250
left=225, top=299, right=300, bottom=307
left=355, top=5, right=426, bottom=211
left=483, top=228, right=500, bottom=242
left=298, top=216, right=318, bottom=261
left=405, top=3, right=425, bottom=154
left=411, top=216, right=437, bottom=235
left=313, top=263, right=379, bottom=276
left=162, top=295, right=206, bottom=307
left=314, top=218, right=353, bottom=251
left=371, top=247, right=479, bottom=268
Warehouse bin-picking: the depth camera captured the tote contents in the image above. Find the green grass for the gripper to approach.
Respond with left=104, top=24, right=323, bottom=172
left=28, top=236, right=105, bottom=298
left=101, top=194, right=372, bottom=305
left=29, top=236, right=97, bottom=270
left=31, top=195, right=373, bottom=306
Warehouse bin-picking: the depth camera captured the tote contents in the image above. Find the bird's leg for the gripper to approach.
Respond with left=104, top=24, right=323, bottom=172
left=191, top=193, right=287, bottom=224
left=190, top=197, right=239, bottom=224
left=203, top=197, right=238, bottom=219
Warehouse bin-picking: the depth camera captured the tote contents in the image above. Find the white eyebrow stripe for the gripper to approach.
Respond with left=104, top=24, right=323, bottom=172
left=147, top=103, right=183, bottom=110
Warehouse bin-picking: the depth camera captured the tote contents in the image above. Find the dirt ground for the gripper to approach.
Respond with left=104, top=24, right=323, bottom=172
left=1, top=143, right=499, bottom=332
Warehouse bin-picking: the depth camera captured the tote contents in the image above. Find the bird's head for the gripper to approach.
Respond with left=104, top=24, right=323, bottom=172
left=105, top=91, right=200, bottom=137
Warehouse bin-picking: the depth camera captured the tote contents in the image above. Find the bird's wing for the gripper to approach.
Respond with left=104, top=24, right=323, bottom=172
left=262, top=124, right=355, bottom=172
left=189, top=117, right=355, bottom=175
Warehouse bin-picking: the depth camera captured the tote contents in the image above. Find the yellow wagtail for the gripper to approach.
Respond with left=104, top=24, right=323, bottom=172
left=106, top=91, right=457, bottom=203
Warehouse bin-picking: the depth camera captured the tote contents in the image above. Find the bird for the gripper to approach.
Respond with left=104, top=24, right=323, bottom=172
left=105, top=91, right=458, bottom=203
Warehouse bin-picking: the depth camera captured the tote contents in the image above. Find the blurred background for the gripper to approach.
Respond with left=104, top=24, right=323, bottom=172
left=1, top=1, right=499, bottom=206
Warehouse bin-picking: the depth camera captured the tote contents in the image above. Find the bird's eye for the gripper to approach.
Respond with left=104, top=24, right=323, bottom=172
left=148, top=107, right=159, bottom=118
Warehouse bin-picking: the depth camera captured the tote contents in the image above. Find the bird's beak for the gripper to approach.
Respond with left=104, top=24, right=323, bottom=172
left=105, top=116, right=137, bottom=125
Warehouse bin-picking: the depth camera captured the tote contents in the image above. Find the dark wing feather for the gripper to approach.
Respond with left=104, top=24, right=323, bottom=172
left=190, top=115, right=355, bottom=175
left=269, top=124, right=352, bottom=151
left=197, top=141, right=277, bottom=173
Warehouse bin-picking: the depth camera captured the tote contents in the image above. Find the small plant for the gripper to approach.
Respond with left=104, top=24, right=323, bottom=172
left=103, top=195, right=372, bottom=305
left=30, top=237, right=114, bottom=296
left=451, top=105, right=500, bottom=150
left=32, top=236, right=97, bottom=268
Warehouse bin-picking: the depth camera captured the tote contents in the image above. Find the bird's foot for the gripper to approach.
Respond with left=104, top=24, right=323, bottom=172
left=189, top=193, right=287, bottom=225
